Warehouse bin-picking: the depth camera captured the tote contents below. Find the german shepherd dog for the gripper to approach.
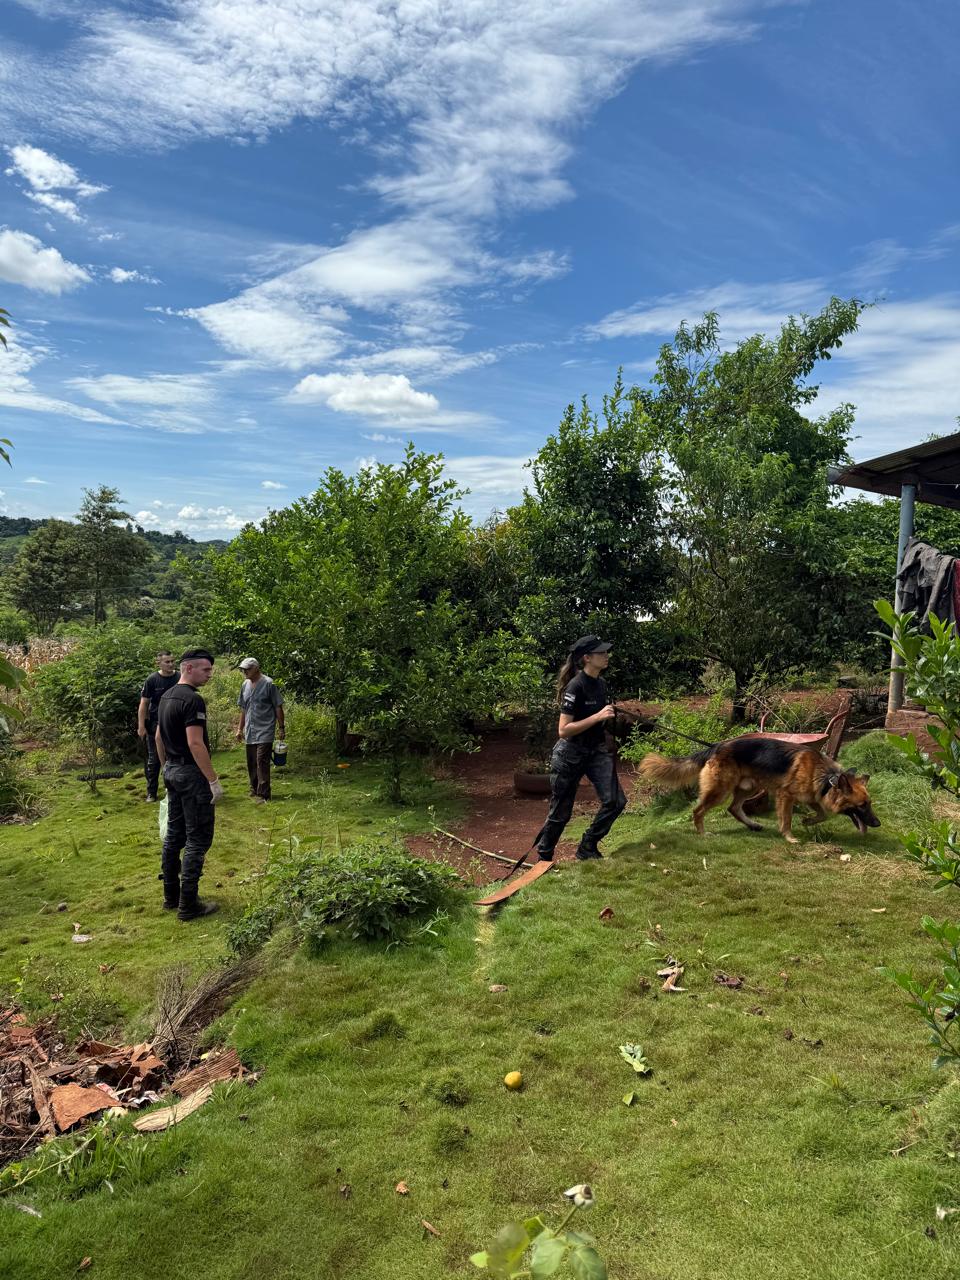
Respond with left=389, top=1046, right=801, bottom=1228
left=639, top=737, right=880, bottom=843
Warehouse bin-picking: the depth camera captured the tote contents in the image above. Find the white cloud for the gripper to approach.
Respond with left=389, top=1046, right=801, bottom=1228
left=24, top=475, right=48, bottom=484
left=69, top=373, right=213, bottom=410
left=0, top=335, right=120, bottom=422
left=590, top=278, right=960, bottom=458
left=816, top=296, right=960, bottom=454
left=6, top=144, right=105, bottom=198
left=26, top=191, right=82, bottom=222
left=110, top=267, right=160, bottom=284
left=443, top=454, right=532, bottom=509
left=362, top=432, right=403, bottom=444
left=1, top=3, right=768, bottom=376
left=261, top=480, right=285, bottom=489
left=352, top=345, right=498, bottom=380
left=291, top=371, right=439, bottom=419
left=587, top=279, right=830, bottom=343
left=5, top=144, right=106, bottom=223
left=134, top=503, right=255, bottom=535
left=0, top=228, right=90, bottom=293
left=187, top=287, right=348, bottom=370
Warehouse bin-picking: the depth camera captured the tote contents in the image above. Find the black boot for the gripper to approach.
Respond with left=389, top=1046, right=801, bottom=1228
left=536, top=849, right=554, bottom=862
left=575, top=845, right=603, bottom=861
left=177, top=888, right=219, bottom=922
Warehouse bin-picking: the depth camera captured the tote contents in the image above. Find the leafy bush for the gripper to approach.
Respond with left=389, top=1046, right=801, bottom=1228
left=283, top=698, right=334, bottom=758
left=30, top=622, right=170, bottom=772
left=620, top=693, right=752, bottom=763
left=0, top=606, right=29, bottom=645
left=228, top=838, right=465, bottom=954
left=11, top=957, right=121, bottom=1040
left=876, top=601, right=960, bottom=1065
left=840, top=730, right=925, bottom=777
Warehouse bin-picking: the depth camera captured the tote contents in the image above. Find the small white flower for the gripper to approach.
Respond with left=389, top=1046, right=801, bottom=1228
left=563, top=1183, right=595, bottom=1208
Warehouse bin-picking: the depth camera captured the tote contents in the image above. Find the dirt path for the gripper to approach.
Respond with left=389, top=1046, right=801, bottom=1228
left=408, top=724, right=637, bottom=884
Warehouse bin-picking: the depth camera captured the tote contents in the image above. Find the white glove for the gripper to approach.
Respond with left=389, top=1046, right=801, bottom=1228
left=209, top=779, right=225, bottom=804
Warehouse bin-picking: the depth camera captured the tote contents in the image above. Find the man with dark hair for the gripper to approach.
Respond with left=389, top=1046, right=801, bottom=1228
left=137, top=650, right=179, bottom=802
left=156, top=649, right=223, bottom=921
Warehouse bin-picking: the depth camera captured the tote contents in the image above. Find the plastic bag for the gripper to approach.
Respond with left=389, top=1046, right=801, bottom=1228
left=158, top=795, right=168, bottom=842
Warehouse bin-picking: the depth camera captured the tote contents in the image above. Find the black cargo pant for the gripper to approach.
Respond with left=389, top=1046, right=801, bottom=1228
left=536, top=740, right=627, bottom=857
left=161, top=762, right=215, bottom=904
left=144, top=722, right=161, bottom=799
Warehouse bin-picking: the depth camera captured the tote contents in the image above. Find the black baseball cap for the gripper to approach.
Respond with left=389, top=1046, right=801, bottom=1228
left=570, top=635, right=613, bottom=657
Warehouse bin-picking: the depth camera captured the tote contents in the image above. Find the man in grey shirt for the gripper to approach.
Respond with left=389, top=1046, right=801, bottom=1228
left=235, top=657, right=285, bottom=803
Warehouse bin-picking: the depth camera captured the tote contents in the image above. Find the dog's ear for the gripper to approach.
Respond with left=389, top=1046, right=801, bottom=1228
left=836, top=773, right=853, bottom=792
left=859, top=773, right=870, bottom=784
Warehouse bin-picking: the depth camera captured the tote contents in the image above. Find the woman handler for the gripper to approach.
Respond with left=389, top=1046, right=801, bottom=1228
left=534, top=635, right=627, bottom=862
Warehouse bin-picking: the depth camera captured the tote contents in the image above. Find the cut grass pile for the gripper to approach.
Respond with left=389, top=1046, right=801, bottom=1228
left=2, top=741, right=960, bottom=1279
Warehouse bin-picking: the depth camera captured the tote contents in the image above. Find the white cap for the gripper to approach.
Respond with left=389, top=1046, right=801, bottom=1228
left=239, top=657, right=260, bottom=670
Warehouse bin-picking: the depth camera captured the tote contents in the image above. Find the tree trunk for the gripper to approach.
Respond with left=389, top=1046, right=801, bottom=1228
left=334, top=717, right=349, bottom=755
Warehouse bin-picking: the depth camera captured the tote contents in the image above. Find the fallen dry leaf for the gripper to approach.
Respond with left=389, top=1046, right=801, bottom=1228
left=97, top=964, right=114, bottom=975
left=79, top=1259, right=92, bottom=1271
left=839, top=853, right=851, bottom=863
left=50, top=1083, right=114, bottom=1132
left=421, top=1220, right=441, bottom=1237
left=871, top=908, right=887, bottom=914
left=783, top=1028, right=794, bottom=1041
left=339, top=1184, right=352, bottom=1199
left=395, top=1181, right=409, bottom=1195
left=71, top=935, right=92, bottom=944
left=488, top=984, right=508, bottom=993
left=657, top=958, right=685, bottom=993
left=714, top=972, right=743, bottom=990
left=599, top=906, right=614, bottom=921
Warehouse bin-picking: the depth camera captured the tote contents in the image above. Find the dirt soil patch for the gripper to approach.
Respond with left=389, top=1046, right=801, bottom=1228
left=408, top=723, right=639, bottom=884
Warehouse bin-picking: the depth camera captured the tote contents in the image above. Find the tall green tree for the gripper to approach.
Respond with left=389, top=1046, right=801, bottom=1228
left=5, top=520, right=86, bottom=634
left=641, top=297, right=864, bottom=718
left=203, top=447, right=535, bottom=798
left=74, top=485, right=152, bottom=624
left=510, top=372, right=671, bottom=688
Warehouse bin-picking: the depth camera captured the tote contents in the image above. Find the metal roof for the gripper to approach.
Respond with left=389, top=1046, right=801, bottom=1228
left=828, top=429, right=960, bottom=511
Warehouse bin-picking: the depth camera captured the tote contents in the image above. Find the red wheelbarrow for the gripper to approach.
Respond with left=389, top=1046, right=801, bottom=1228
left=739, top=698, right=852, bottom=815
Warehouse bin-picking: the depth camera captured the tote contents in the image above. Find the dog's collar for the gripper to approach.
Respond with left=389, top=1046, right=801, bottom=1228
left=819, top=773, right=839, bottom=798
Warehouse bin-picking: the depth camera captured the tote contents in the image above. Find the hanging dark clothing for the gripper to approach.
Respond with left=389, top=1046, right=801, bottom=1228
left=896, top=538, right=957, bottom=631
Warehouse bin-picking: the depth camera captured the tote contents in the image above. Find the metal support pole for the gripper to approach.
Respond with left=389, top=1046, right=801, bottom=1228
left=887, top=481, right=917, bottom=715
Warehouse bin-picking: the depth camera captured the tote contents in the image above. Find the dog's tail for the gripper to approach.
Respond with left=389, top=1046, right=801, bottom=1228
left=639, top=746, right=713, bottom=790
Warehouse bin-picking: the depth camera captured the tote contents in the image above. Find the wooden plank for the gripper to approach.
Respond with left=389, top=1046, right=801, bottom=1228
left=474, top=859, right=554, bottom=906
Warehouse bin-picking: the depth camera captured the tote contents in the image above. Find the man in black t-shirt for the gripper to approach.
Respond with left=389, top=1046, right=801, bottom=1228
left=137, top=650, right=179, bottom=802
left=535, top=635, right=627, bottom=862
left=156, top=648, right=224, bottom=921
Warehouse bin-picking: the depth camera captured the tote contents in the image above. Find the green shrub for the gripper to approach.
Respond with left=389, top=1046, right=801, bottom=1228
left=30, top=622, right=171, bottom=767
left=229, top=838, right=465, bottom=953
left=621, top=693, right=753, bottom=763
left=840, top=730, right=924, bottom=776
left=283, top=699, right=334, bottom=758
left=0, top=607, right=29, bottom=644
left=0, top=752, right=40, bottom=819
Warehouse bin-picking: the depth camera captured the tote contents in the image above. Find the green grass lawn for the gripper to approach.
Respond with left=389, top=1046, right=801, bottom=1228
left=2, top=743, right=960, bottom=1279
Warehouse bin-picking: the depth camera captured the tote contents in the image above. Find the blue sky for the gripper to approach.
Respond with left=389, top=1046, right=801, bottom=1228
left=0, top=0, right=957, bottom=535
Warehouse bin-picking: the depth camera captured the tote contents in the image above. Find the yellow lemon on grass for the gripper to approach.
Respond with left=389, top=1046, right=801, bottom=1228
left=503, top=1071, right=523, bottom=1090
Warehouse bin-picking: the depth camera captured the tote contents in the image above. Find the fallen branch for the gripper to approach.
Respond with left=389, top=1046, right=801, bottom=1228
left=431, top=827, right=533, bottom=870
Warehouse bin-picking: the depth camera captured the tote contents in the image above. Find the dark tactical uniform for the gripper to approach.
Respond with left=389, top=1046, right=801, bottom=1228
left=157, top=684, right=215, bottom=909
left=536, top=671, right=627, bottom=859
left=140, top=671, right=179, bottom=799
